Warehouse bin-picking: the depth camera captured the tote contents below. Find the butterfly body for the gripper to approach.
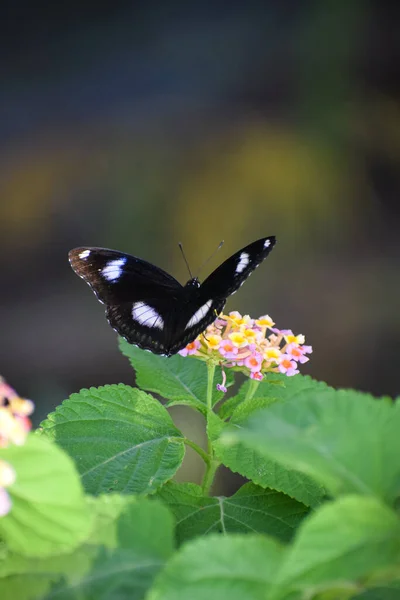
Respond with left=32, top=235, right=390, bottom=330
left=69, top=236, right=276, bottom=356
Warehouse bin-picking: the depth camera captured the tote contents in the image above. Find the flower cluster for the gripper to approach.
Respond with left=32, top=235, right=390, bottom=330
left=179, top=311, right=312, bottom=392
left=0, top=377, right=34, bottom=516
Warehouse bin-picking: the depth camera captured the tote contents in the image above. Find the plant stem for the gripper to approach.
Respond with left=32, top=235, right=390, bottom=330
left=201, top=459, right=219, bottom=496
left=184, top=438, right=210, bottom=465
left=206, top=362, right=216, bottom=415
left=200, top=362, right=219, bottom=495
left=245, top=378, right=260, bottom=402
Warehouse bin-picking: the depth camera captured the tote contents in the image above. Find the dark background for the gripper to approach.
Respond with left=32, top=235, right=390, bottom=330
left=1, top=1, right=399, bottom=431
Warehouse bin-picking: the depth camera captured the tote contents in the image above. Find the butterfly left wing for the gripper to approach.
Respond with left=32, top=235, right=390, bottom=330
left=199, top=236, right=276, bottom=299
left=68, top=247, right=183, bottom=305
left=69, top=247, right=185, bottom=354
left=105, top=299, right=180, bottom=355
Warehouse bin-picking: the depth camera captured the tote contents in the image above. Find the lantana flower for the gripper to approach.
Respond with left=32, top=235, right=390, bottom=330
left=179, top=311, right=312, bottom=392
left=0, top=377, right=34, bottom=516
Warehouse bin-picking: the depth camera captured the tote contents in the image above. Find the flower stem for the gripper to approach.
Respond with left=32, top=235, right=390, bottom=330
left=200, top=362, right=220, bottom=495
left=206, top=361, right=216, bottom=414
left=245, top=378, right=260, bottom=402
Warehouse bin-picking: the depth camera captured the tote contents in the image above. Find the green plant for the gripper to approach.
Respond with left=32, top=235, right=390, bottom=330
left=0, top=314, right=399, bottom=599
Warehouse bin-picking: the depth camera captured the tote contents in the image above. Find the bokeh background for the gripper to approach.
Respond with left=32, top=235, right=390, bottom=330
left=1, top=1, right=399, bottom=456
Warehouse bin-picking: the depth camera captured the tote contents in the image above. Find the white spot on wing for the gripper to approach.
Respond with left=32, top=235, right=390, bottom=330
left=235, top=252, right=250, bottom=274
left=102, top=258, right=126, bottom=282
left=186, top=300, right=213, bottom=329
left=79, top=249, right=91, bottom=259
left=132, top=302, right=164, bottom=330
left=264, top=239, right=271, bottom=248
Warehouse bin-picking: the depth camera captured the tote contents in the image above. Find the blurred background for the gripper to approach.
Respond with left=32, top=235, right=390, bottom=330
left=1, top=1, right=399, bottom=482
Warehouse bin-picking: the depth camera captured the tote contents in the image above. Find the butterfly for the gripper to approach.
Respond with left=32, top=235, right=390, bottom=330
left=68, top=236, right=276, bottom=356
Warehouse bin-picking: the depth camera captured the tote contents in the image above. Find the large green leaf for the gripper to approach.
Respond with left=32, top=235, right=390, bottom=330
left=147, top=534, right=285, bottom=600
left=0, top=435, right=90, bottom=558
left=212, top=408, right=325, bottom=508
left=39, top=385, right=185, bottom=495
left=355, top=582, right=400, bottom=600
left=120, top=339, right=233, bottom=414
left=157, top=481, right=309, bottom=545
left=269, top=496, right=400, bottom=600
left=219, top=373, right=330, bottom=420
left=0, top=495, right=175, bottom=600
left=223, top=388, right=400, bottom=502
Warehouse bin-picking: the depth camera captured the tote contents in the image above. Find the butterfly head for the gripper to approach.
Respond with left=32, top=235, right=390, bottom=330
left=184, top=277, right=201, bottom=289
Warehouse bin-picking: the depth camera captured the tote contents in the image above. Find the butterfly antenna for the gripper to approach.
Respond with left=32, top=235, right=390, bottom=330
left=178, top=242, right=193, bottom=279
left=196, top=240, right=224, bottom=278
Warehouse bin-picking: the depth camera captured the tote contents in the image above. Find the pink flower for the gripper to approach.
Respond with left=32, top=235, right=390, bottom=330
left=244, top=352, right=263, bottom=373
left=255, top=315, right=275, bottom=328
left=0, top=381, right=18, bottom=402
left=286, top=343, right=309, bottom=364
left=218, top=339, right=239, bottom=360
left=176, top=311, right=311, bottom=381
left=214, top=318, right=228, bottom=328
left=0, top=377, right=34, bottom=517
left=285, top=333, right=305, bottom=345
left=278, top=355, right=299, bottom=376
left=216, top=369, right=227, bottom=393
left=250, top=371, right=263, bottom=381
left=179, top=339, right=201, bottom=356
left=270, top=328, right=293, bottom=336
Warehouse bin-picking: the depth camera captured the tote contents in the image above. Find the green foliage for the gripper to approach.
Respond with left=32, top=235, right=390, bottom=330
left=1, top=343, right=399, bottom=599
left=157, top=481, right=309, bottom=545
left=120, top=339, right=233, bottom=414
left=0, top=495, right=174, bottom=599
left=39, top=384, right=185, bottom=495
left=148, top=534, right=285, bottom=600
left=0, top=435, right=90, bottom=558
left=222, top=388, right=400, bottom=503
left=212, top=402, right=326, bottom=507
left=218, top=372, right=330, bottom=419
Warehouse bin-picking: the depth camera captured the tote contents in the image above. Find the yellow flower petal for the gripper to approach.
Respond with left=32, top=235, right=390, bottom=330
left=228, top=332, right=248, bottom=348
left=205, top=334, right=222, bottom=349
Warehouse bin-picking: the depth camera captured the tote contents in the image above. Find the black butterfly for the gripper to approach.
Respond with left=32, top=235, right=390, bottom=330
left=68, top=236, right=276, bottom=356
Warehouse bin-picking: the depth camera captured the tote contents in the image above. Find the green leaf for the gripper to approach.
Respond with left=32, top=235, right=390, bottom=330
left=0, top=435, right=90, bottom=558
left=212, top=408, right=325, bottom=508
left=119, top=339, right=233, bottom=414
left=269, top=496, right=400, bottom=600
left=39, top=384, right=185, bottom=495
left=223, top=388, right=400, bottom=502
left=0, top=495, right=175, bottom=600
left=219, top=373, right=330, bottom=420
left=147, top=534, right=285, bottom=600
left=157, top=481, right=309, bottom=545
left=355, top=582, right=400, bottom=600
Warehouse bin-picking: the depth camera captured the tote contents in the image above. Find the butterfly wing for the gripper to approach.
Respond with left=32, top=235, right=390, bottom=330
left=69, top=247, right=184, bottom=354
left=161, top=285, right=227, bottom=356
left=199, top=236, right=276, bottom=299
left=163, top=236, right=277, bottom=354
left=69, top=247, right=182, bottom=304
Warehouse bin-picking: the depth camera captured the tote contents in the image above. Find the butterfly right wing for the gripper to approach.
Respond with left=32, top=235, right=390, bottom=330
left=199, top=236, right=276, bottom=299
